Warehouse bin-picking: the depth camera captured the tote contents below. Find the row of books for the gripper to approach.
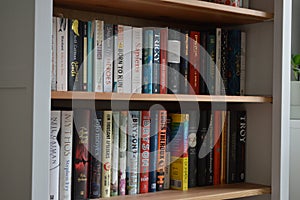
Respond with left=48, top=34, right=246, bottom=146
left=52, top=17, right=246, bottom=95
left=202, top=0, right=249, bottom=8
left=49, top=109, right=246, bottom=200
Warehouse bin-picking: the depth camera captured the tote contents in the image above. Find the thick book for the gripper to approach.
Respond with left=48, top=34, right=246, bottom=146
left=153, top=28, right=161, bottom=94
left=142, top=28, right=154, bottom=93
left=103, top=24, right=114, bottom=92
left=68, top=19, right=84, bottom=91
left=119, top=111, right=128, bottom=195
left=189, top=31, right=201, bottom=95
left=87, top=21, right=94, bottom=92
left=111, top=112, right=120, bottom=196
left=102, top=111, right=112, bottom=197
left=88, top=111, right=103, bottom=198
left=160, top=28, right=168, bottom=94
left=56, top=17, right=68, bottom=91
left=227, top=110, right=237, bottom=183
left=59, top=111, right=73, bottom=200
left=167, top=29, right=181, bottom=94
left=131, top=27, right=143, bottom=93
left=127, top=111, right=140, bottom=195
left=213, top=110, right=221, bottom=185
left=180, top=30, right=189, bottom=94
left=51, top=17, right=57, bottom=91
left=94, top=20, right=104, bottom=92
left=149, top=110, right=159, bottom=192
left=72, top=109, right=90, bottom=199
left=156, top=110, right=167, bottom=191
left=169, top=113, right=189, bottom=191
left=123, top=25, right=132, bottom=93
left=236, top=111, right=247, bottom=182
left=140, top=111, right=151, bottom=193
left=50, top=111, right=60, bottom=200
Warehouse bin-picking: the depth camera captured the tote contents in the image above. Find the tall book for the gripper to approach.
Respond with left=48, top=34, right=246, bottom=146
left=59, top=111, right=73, bottom=200
left=149, top=110, right=159, bottom=192
left=180, top=30, right=189, bottom=94
left=206, top=32, right=216, bottom=95
left=94, top=20, right=104, bottom=92
left=50, top=111, right=60, bottom=200
left=140, top=111, right=151, bottom=193
left=153, top=28, right=161, bottom=94
left=87, top=21, right=94, bottom=92
left=221, top=29, right=228, bottom=95
left=119, top=111, right=128, bottom=195
left=111, top=112, right=120, bottom=196
left=68, top=19, right=84, bottom=91
left=160, top=28, right=168, bottom=94
left=215, top=28, right=222, bottom=95
left=206, top=112, right=214, bottom=185
left=167, top=29, right=181, bottom=94
left=56, top=17, right=68, bottom=91
left=200, top=32, right=208, bottom=95
left=213, top=110, right=221, bottom=185
left=240, top=32, right=246, bottom=95
left=51, top=17, right=57, bottom=91
left=127, top=111, right=141, bottom=195
left=170, top=113, right=189, bottom=191
left=131, top=27, right=143, bottom=93
left=103, top=24, right=114, bottom=92
left=157, top=110, right=167, bottom=191
left=236, top=111, right=247, bottom=182
left=142, top=29, right=154, bottom=93
left=89, top=111, right=103, bottom=198
left=102, top=111, right=113, bottom=197
left=227, top=111, right=237, bottom=183
left=83, top=22, right=88, bottom=91
left=123, top=25, right=132, bottom=93
left=189, top=31, right=200, bottom=95
left=220, top=111, right=228, bottom=184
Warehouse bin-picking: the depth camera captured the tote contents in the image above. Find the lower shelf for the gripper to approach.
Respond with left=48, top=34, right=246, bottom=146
left=92, top=183, right=271, bottom=200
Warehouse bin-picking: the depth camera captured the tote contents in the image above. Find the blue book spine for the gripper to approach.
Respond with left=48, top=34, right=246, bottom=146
left=87, top=21, right=94, bottom=92
left=142, top=29, right=153, bottom=94
left=149, top=110, right=158, bottom=192
left=153, top=28, right=160, bottom=94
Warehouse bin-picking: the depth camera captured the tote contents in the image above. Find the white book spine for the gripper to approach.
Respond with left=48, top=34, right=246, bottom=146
left=59, top=111, right=73, bottom=200
left=123, top=26, right=132, bottom=93
left=215, top=28, right=222, bottom=95
left=102, top=111, right=112, bottom=197
left=94, top=20, right=104, bottom=92
left=56, top=17, right=68, bottom=91
left=103, top=24, right=114, bottom=92
left=131, top=27, right=143, bottom=93
left=111, top=112, right=120, bottom=196
left=126, top=111, right=140, bottom=195
left=118, top=111, right=127, bottom=195
left=240, top=32, right=246, bottom=95
left=51, top=17, right=57, bottom=91
left=50, top=111, right=60, bottom=200
left=115, top=25, right=125, bottom=93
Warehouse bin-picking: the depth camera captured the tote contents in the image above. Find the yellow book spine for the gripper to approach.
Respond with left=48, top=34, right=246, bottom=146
left=170, top=156, right=188, bottom=191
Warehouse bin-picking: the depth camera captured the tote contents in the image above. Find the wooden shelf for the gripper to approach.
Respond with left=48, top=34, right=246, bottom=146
left=53, top=0, right=273, bottom=25
left=51, top=91, right=272, bottom=103
left=91, top=183, right=270, bottom=200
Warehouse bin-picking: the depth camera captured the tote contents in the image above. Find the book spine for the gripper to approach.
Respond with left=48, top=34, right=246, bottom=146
left=160, top=28, right=168, bottom=94
left=102, top=111, right=112, bottom=197
left=51, top=17, right=57, bottom=91
left=119, top=111, right=128, bottom=195
left=221, top=30, right=228, bottom=95
left=240, top=32, right=246, bottom=95
left=153, top=28, right=161, bottom=94
left=167, top=29, right=181, bottom=94
left=215, top=28, right=222, bottom=95
left=142, top=29, right=154, bottom=94
left=163, top=115, right=172, bottom=189
left=126, top=111, right=140, bottom=195
left=206, top=32, right=216, bottom=95
left=236, top=111, right=246, bottom=182
left=157, top=110, right=167, bottom=191
left=131, top=27, right=143, bottom=93
left=93, top=20, right=104, bottom=92
left=149, top=110, right=159, bottom=192
left=50, top=111, right=60, bottom=200
left=227, top=111, right=237, bottom=183
left=83, top=22, right=88, bottom=91
left=200, top=32, right=208, bottom=95
left=243, top=0, right=249, bottom=8
left=111, top=112, right=120, bottom=196
left=220, top=111, right=228, bottom=184
left=87, top=21, right=94, bottom=92
left=189, top=31, right=200, bottom=95
left=113, top=25, right=118, bottom=92
left=68, top=19, right=84, bottom=91
left=103, top=24, right=114, bottom=92
left=213, top=111, right=221, bottom=185
left=140, top=111, right=151, bottom=193
left=56, top=17, right=68, bottom=91
left=123, top=25, right=132, bottom=93
left=73, top=109, right=90, bottom=199
left=180, top=30, right=189, bottom=94
left=59, top=111, right=73, bottom=200
left=115, top=25, right=125, bottom=93
left=89, top=111, right=103, bottom=198
left=206, top=112, right=214, bottom=185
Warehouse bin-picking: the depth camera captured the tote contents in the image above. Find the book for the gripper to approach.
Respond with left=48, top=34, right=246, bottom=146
left=94, top=20, right=104, bottom=92
left=126, top=111, right=140, bottom=195
left=236, top=111, right=247, bottom=182
left=157, top=110, right=167, bottom=191
left=220, top=111, right=228, bottom=184
left=131, top=27, right=143, bottom=93
left=170, top=113, right=189, bottom=191
left=119, top=111, right=128, bottom=195
left=59, top=111, right=73, bottom=200
left=140, top=111, right=151, bottom=193
left=214, top=0, right=241, bottom=7
left=180, top=30, right=189, bottom=94
left=206, top=112, right=214, bottom=185
left=149, top=110, right=159, bottom=192
left=213, top=110, right=221, bottom=185
left=83, top=22, right=88, bottom=91
left=56, top=17, right=68, bottom=91
left=167, top=28, right=181, bottom=94
left=142, top=29, right=154, bottom=93
left=163, top=115, right=172, bottom=190
left=103, top=24, right=114, bottom=92
left=200, top=31, right=208, bottom=95
left=102, top=111, right=112, bottom=197
left=240, top=31, right=246, bottom=95
left=72, top=109, right=90, bottom=199
left=88, top=111, right=103, bottom=198
left=227, top=110, right=237, bottom=183
left=215, top=28, right=222, bottom=95
left=221, top=29, right=228, bottom=95
left=50, top=111, right=60, bottom=200
left=68, top=19, right=84, bottom=91
left=206, top=32, right=216, bottom=95
left=160, top=28, right=168, bottom=94
left=111, top=112, right=120, bottom=196
left=189, top=31, right=201, bottom=95
left=87, top=21, right=94, bottom=92
left=123, top=25, right=132, bottom=93
left=153, top=28, right=161, bottom=94
left=51, top=17, right=57, bottom=91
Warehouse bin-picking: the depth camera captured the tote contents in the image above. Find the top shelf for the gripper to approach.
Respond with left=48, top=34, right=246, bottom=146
left=53, top=0, right=274, bottom=25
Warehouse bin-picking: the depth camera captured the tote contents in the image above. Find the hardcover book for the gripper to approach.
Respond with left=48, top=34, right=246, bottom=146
left=149, top=110, right=159, bottom=192
left=157, top=110, right=167, bottom=191
left=180, top=30, right=189, bottom=94
left=236, top=111, right=247, bottom=182
left=189, top=31, right=201, bottom=95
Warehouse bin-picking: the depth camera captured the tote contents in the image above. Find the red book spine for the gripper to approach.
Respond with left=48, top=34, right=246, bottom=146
left=160, top=28, right=168, bottom=94
left=213, top=111, right=221, bottom=185
left=140, top=111, right=151, bottom=193
left=157, top=110, right=167, bottom=191
left=189, top=31, right=200, bottom=95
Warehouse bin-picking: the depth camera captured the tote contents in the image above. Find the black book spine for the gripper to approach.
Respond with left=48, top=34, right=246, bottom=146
left=221, top=30, right=228, bottom=95
left=153, top=28, right=161, bottom=94
left=180, top=30, right=189, bottom=94
left=68, top=19, right=84, bottom=91
left=200, top=32, right=208, bottom=95
left=236, top=111, right=246, bottom=182
left=88, top=111, right=103, bottom=198
left=227, top=111, right=237, bottom=183
left=167, top=28, right=181, bottom=94
left=206, top=111, right=214, bottom=185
